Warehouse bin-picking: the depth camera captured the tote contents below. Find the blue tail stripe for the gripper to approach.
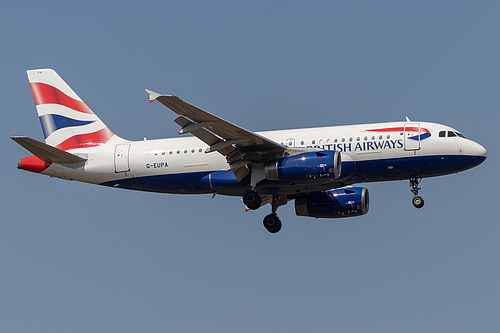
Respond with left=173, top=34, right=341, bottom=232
left=39, top=114, right=95, bottom=138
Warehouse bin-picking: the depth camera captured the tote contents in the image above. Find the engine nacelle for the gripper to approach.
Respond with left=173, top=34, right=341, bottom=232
left=295, top=187, right=369, bottom=218
left=265, top=151, right=341, bottom=181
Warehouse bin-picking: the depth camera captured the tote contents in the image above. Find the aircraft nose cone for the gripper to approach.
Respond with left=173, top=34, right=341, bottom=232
left=470, top=141, right=487, bottom=166
left=478, top=144, right=487, bottom=158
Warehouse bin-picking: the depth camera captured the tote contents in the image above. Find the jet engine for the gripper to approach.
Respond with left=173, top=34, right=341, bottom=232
left=295, top=187, right=369, bottom=218
left=264, top=151, right=341, bottom=181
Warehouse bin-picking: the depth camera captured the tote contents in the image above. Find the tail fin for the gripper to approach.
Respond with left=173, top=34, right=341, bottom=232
left=27, top=69, right=119, bottom=151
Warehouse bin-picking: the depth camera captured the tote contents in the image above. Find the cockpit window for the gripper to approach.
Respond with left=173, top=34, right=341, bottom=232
left=439, top=130, right=466, bottom=138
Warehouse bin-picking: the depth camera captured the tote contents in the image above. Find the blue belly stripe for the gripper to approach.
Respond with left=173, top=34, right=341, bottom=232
left=99, top=155, right=486, bottom=195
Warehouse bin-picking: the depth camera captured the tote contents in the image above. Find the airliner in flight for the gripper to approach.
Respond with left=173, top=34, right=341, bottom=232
left=12, top=69, right=487, bottom=233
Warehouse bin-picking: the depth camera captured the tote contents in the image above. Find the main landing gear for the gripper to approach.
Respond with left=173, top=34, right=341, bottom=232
left=242, top=190, right=283, bottom=233
left=263, top=213, right=282, bottom=233
left=410, top=175, right=424, bottom=208
left=242, top=190, right=261, bottom=210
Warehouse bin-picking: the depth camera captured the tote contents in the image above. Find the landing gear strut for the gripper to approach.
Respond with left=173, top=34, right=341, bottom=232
left=410, top=175, right=424, bottom=208
left=263, top=195, right=284, bottom=233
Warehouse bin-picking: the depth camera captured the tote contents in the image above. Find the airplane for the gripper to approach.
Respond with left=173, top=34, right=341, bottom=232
left=12, top=69, right=487, bottom=233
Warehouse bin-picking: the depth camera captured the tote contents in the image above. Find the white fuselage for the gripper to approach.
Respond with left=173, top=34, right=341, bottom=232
left=39, top=121, right=487, bottom=196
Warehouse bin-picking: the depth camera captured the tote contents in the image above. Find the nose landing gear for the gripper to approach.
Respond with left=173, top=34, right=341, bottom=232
left=410, top=175, right=424, bottom=208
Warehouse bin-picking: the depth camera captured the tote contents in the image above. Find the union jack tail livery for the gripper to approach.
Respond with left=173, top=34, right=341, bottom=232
left=27, top=69, right=119, bottom=151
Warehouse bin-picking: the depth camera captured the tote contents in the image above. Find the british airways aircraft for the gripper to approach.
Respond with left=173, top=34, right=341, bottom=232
left=12, top=69, right=487, bottom=233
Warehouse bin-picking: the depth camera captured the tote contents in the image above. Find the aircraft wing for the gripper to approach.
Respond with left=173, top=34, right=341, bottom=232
left=146, top=90, right=286, bottom=181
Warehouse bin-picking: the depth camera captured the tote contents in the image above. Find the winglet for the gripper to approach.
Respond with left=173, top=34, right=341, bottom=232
left=145, top=89, right=162, bottom=103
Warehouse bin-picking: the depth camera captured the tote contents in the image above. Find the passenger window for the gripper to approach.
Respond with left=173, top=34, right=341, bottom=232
left=439, top=131, right=446, bottom=137
left=448, top=131, right=457, bottom=137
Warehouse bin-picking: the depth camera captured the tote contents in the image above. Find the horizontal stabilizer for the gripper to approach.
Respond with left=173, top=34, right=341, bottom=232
left=11, top=136, right=87, bottom=163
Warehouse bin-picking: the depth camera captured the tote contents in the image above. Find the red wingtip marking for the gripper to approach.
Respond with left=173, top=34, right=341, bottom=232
left=149, top=99, right=154, bottom=103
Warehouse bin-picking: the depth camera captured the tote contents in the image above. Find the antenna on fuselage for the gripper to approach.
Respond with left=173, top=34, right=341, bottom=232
left=405, top=116, right=411, bottom=122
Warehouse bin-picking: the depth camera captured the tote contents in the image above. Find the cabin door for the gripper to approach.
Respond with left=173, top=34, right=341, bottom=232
left=404, top=123, right=421, bottom=151
left=114, top=144, right=131, bottom=173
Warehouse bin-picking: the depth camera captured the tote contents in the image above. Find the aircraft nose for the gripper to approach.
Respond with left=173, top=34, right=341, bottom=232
left=474, top=142, right=487, bottom=159
left=468, top=141, right=487, bottom=166
left=479, top=145, right=487, bottom=158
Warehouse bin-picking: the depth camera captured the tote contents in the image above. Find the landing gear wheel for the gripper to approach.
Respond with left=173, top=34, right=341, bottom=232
left=243, top=190, right=261, bottom=210
left=263, top=214, right=282, bottom=233
left=412, top=195, right=424, bottom=208
left=409, top=176, right=424, bottom=209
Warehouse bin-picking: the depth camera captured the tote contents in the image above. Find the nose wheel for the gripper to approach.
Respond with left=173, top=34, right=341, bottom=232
left=412, top=195, right=424, bottom=208
left=410, top=176, right=424, bottom=208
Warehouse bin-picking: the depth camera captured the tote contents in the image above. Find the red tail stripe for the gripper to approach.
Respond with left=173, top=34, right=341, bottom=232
left=55, top=127, right=114, bottom=151
left=366, top=127, right=430, bottom=134
left=30, top=82, right=94, bottom=114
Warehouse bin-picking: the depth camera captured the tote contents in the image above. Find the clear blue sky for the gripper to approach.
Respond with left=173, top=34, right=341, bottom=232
left=1, top=1, right=498, bottom=332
